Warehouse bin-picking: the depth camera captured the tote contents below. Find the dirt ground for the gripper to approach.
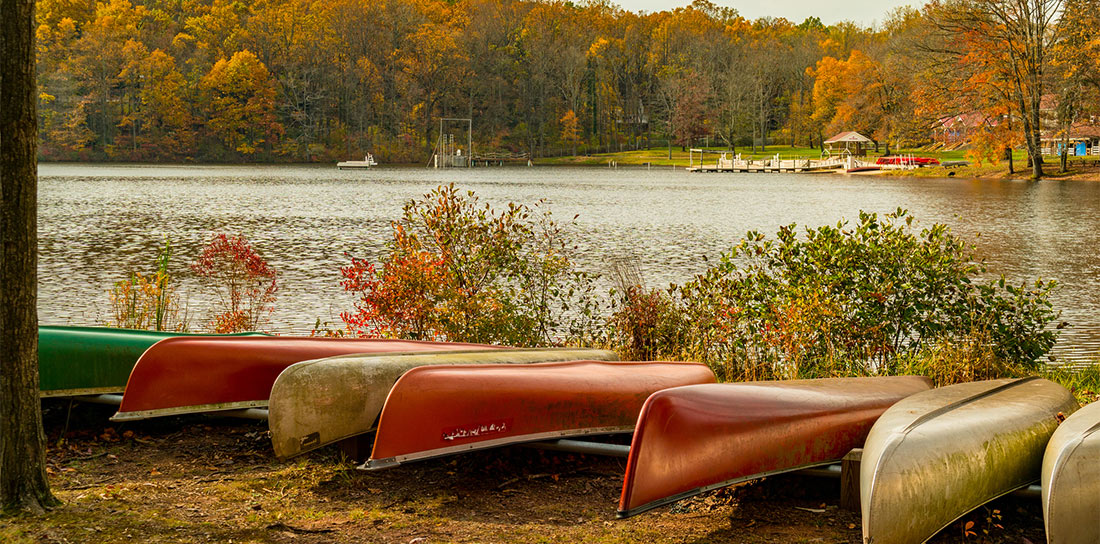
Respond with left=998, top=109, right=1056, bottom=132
left=0, top=400, right=1048, bottom=543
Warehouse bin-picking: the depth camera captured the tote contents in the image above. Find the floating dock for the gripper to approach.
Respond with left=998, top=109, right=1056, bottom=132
left=687, top=158, right=845, bottom=173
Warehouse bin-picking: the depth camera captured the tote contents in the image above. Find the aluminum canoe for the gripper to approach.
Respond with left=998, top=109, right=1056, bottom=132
left=1042, top=399, right=1100, bottom=544
left=861, top=377, right=1078, bottom=544
left=268, top=348, right=618, bottom=459
left=111, top=336, right=498, bottom=421
left=361, top=360, right=716, bottom=470
left=617, top=376, right=932, bottom=518
left=38, top=326, right=265, bottom=397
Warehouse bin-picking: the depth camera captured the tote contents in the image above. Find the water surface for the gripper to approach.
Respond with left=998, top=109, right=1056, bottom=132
left=39, top=163, right=1100, bottom=362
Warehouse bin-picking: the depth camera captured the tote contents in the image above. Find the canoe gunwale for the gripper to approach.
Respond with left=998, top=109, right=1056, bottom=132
left=361, top=426, right=634, bottom=471
left=112, top=399, right=268, bottom=421
left=617, top=458, right=838, bottom=518
left=41, top=386, right=124, bottom=398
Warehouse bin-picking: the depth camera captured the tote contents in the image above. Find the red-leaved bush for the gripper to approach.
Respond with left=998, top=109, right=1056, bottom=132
left=191, top=233, right=278, bottom=333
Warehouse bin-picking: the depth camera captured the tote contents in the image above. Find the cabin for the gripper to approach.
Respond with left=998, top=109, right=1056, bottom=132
left=824, top=131, right=873, bottom=156
left=1041, top=123, right=1100, bottom=157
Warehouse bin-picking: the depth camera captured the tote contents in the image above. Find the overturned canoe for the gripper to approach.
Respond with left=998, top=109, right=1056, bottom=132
left=361, top=360, right=716, bottom=470
left=1042, top=399, right=1100, bottom=544
left=617, top=376, right=932, bottom=518
left=862, top=377, right=1077, bottom=544
left=111, top=336, right=498, bottom=421
left=39, top=326, right=265, bottom=397
left=620, top=375, right=928, bottom=516
left=268, top=348, right=618, bottom=459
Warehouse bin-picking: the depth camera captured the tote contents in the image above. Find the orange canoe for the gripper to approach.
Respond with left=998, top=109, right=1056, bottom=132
left=362, top=360, right=717, bottom=470
left=111, top=336, right=498, bottom=421
left=618, top=376, right=932, bottom=517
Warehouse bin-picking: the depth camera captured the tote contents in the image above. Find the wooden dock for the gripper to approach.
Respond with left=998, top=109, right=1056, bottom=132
left=687, top=156, right=848, bottom=173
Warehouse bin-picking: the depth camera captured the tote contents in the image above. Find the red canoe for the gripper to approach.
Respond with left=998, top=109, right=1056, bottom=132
left=875, top=156, right=941, bottom=166
left=617, top=376, right=932, bottom=517
left=111, top=336, right=498, bottom=421
left=362, top=360, right=717, bottom=470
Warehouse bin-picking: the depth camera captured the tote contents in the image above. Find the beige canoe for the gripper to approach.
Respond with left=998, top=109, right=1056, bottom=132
left=1042, top=399, right=1100, bottom=544
left=267, top=348, right=618, bottom=458
left=861, top=377, right=1078, bottom=544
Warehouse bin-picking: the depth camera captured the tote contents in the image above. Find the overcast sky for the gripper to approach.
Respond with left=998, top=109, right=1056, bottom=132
left=612, top=0, right=920, bottom=26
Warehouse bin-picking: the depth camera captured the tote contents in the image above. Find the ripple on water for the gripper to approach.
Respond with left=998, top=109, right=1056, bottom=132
left=38, top=164, right=1100, bottom=364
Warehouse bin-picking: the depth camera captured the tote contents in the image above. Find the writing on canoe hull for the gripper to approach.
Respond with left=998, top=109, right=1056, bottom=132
left=442, top=419, right=514, bottom=442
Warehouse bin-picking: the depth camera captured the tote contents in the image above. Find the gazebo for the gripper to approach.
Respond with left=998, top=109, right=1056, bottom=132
left=824, top=131, right=873, bottom=156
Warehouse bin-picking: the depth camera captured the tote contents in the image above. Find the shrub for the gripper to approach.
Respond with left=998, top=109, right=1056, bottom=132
left=610, top=209, right=1059, bottom=382
left=109, top=238, right=188, bottom=331
left=339, top=184, right=599, bottom=346
left=191, top=233, right=278, bottom=333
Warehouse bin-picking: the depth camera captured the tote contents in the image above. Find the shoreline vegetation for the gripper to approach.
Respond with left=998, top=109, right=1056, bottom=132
left=42, top=146, right=1100, bottom=181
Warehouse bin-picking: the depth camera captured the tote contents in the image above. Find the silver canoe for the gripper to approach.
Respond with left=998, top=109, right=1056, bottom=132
left=267, top=348, right=618, bottom=459
left=1042, top=399, right=1100, bottom=544
left=861, top=377, right=1078, bottom=544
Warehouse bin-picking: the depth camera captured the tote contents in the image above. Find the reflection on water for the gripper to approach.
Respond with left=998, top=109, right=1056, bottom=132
left=39, top=163, right=1100, bottom=363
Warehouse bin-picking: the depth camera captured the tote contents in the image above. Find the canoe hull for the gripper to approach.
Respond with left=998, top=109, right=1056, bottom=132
left=617, top=376, right=932, bottom=517
left=38, top=326, right=265, bottom=397
left=267, top=348, right=619, bottom=458
left=1042, top=400, right=1100, bottom=544
left=112, top=336, right=498, bottom=421
left=362, top=360, right=716, bottom=469
left=861, top=377, right=1078, bottom=544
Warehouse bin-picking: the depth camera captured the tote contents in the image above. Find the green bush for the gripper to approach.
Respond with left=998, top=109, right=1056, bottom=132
left=610, top=209, right=1059, bottom=382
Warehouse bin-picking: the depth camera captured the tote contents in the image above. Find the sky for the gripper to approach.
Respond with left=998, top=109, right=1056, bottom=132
left=612, top=0, right=920, bottom=26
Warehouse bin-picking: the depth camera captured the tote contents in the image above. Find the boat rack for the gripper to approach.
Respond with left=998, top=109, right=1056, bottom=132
left=526, top=440, right=1041, bottom=507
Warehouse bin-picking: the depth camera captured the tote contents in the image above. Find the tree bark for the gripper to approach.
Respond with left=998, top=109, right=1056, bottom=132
left=0, top=0, right=59, bottom=514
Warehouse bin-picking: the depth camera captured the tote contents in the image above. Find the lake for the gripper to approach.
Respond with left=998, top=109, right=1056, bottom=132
left=38, top=163, right=1100, bottom=363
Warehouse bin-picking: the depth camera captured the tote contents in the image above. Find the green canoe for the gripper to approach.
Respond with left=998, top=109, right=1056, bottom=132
left=39, top=326, right=266, bottom=397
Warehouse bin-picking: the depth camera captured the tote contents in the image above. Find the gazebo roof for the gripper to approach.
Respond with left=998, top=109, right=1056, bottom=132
left=824, top=131, right=873, bottom=144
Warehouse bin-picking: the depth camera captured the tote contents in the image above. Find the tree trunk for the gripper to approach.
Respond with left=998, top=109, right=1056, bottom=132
left=1, top=0, right=59, bottom=515
left=1005, top=146, right=1014, bottom=174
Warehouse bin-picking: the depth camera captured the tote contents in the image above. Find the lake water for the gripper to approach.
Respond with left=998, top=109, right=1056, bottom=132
left=38, top=163, right=1100, bottom=363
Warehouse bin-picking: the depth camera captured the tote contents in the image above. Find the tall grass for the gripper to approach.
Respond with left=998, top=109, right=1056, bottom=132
left=108, top=238, right=188, bottom=331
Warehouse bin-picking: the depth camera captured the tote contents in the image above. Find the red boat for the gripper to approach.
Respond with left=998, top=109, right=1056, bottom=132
left=111, top=336, right=498, bottom=421
left=875, top=156, right=941, bottom=166
left=617, top=376, right=932, bottom=517
left=362, top=361, right=717, bottom=470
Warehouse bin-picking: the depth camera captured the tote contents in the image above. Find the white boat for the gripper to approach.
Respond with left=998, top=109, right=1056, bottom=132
left=337, top=153, right=378, bottom=169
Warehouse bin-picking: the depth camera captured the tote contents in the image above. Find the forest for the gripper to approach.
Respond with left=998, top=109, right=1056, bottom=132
left=34, top=0, right=1100, bottom=167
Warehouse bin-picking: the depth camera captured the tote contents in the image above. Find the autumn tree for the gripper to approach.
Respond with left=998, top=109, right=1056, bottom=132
left=1, top=0, right=60, bottom=514
left=1051, top=0, right=1100, bottom=171
left=560, top=110, right=581, bottom=155
left=201, top=50, right=282, bottom=156
left=924, top=0, right=1063, bottom=179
